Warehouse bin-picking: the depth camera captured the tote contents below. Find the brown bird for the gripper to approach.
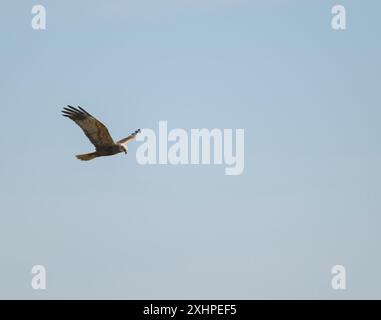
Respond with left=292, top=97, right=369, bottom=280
left=62, top=105, right=140, bottom=161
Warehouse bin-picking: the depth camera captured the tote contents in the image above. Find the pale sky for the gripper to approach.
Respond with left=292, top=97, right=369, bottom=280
left=0, top=0, right=380, bottom=299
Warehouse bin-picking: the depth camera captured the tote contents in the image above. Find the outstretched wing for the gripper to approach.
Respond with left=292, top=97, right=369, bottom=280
left=117, top=129, right=141, bottom=144
left=62, top=106, right=115, bottom=148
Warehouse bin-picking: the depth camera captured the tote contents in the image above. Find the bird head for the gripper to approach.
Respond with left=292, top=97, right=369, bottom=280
left=120, top=145, right=127, bottom=154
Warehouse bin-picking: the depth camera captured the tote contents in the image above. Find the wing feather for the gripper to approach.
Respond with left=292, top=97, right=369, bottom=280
left=62, top=106, right=115, bottom=148
left=117, top=129, right=141, bottom=144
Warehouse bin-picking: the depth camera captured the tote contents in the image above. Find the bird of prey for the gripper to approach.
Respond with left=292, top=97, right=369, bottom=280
left=62, top=105, right=140, bottom=161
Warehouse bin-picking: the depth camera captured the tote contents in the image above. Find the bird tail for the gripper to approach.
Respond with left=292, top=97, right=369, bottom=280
left=76, top=152, right=98, bottom=161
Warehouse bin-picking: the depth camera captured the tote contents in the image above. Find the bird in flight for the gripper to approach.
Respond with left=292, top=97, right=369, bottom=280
left=62, top=105, right=140, bottom=161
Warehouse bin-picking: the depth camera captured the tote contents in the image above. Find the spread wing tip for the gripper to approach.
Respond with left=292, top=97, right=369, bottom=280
left=61, top=105, right=90, bottom=120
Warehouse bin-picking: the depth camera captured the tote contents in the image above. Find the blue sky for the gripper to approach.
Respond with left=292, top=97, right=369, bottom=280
left=0, top=0, right=380, bottom=298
